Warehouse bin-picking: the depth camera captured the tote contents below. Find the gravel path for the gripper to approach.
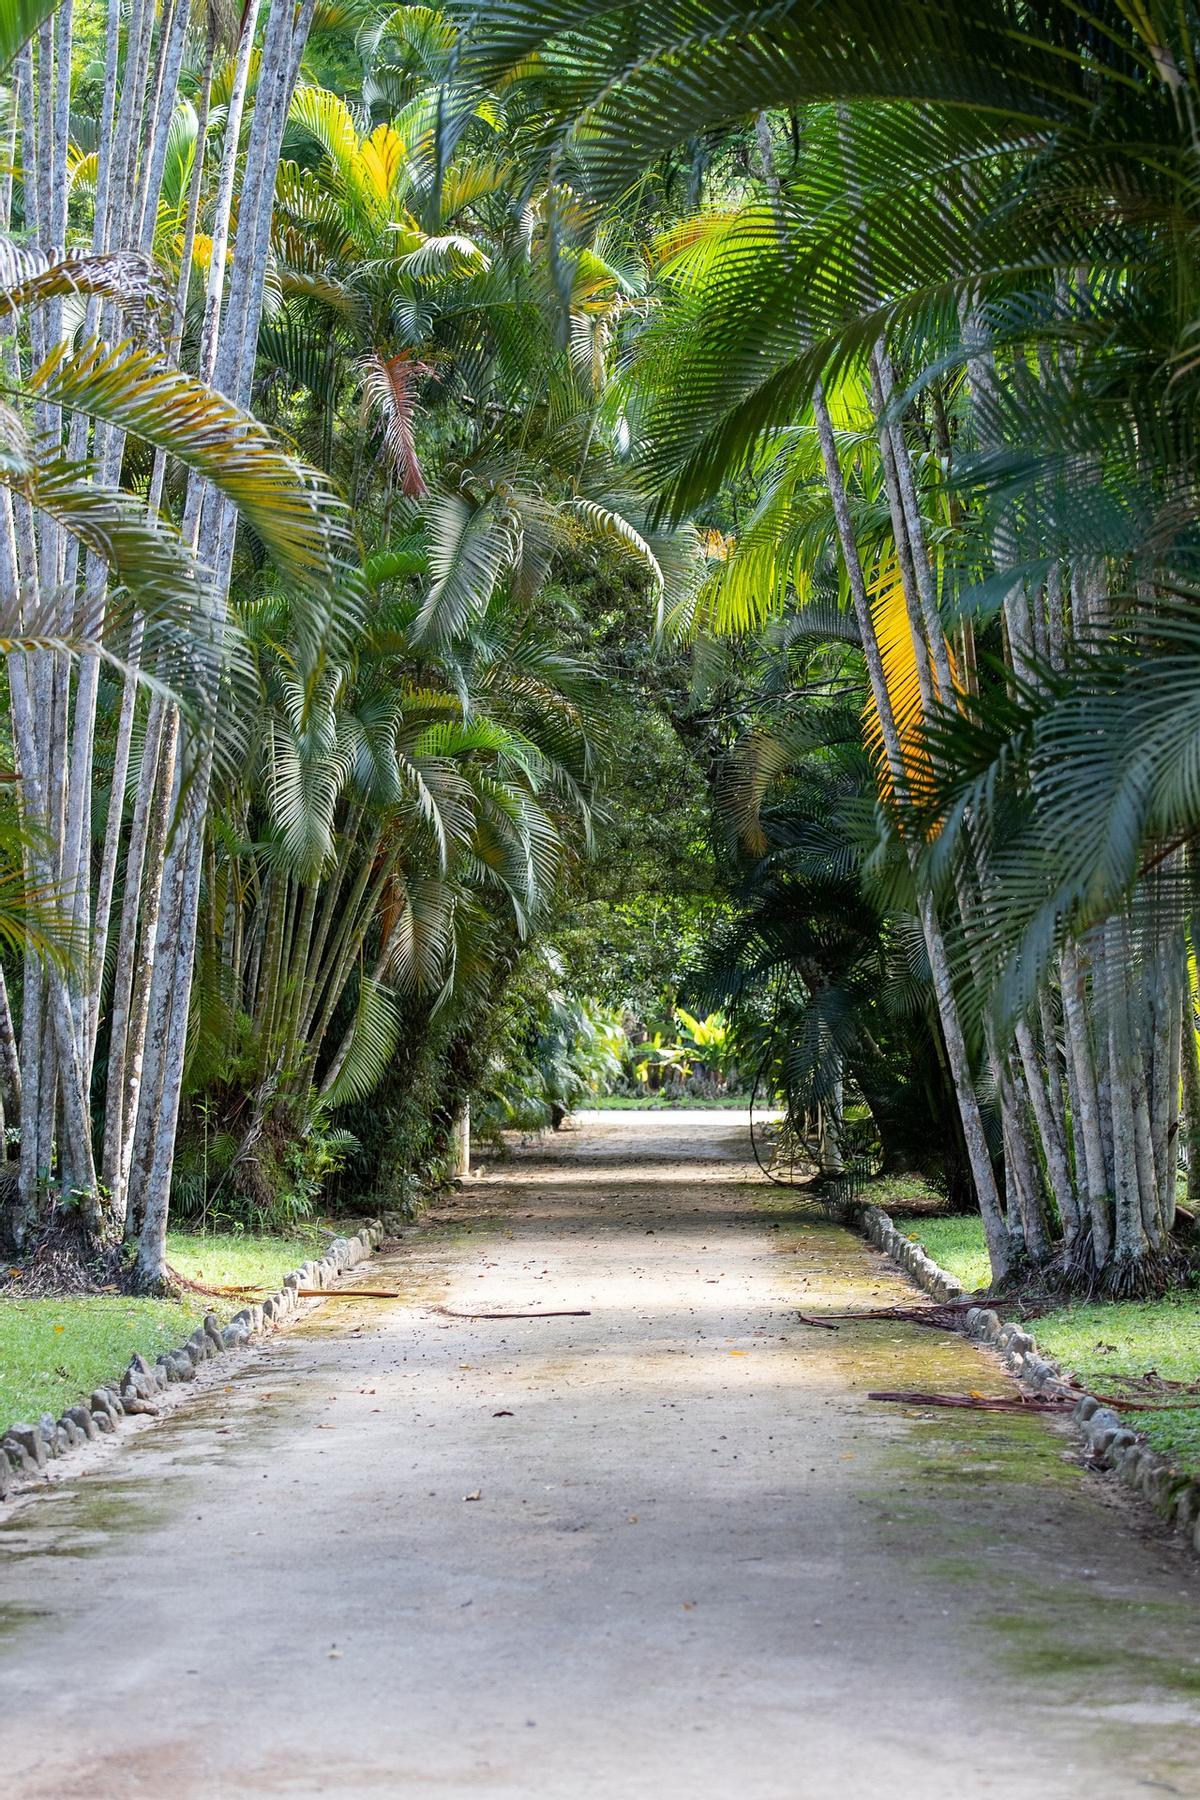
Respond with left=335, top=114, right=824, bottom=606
left=1, top=1110, right=1198, bottom=1797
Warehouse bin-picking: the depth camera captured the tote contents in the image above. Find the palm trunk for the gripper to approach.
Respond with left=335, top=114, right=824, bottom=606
left=129, top=0, right=319, bottom=1290
left=1060, top=940, right=1113, bottom=1263
left=809, top=382, right=1010, bottom=1277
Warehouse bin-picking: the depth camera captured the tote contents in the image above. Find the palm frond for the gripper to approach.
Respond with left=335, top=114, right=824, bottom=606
left=324, top=974, right=403, bottom=1105
left=30, top=338, right=354, bottom=608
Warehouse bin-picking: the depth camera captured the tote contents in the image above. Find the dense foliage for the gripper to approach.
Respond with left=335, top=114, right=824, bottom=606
left=1, top=0, right=1199, bottom=1306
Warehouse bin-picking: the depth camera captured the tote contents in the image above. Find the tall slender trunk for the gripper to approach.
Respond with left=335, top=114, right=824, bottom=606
left=129, top=0, right=319, bottom=1290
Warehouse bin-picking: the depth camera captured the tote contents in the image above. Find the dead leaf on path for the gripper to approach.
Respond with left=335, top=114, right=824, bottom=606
left=681, top=1602, right=696, bottom=1611
left=728, top=1350, right=747, bottom=1356
left=316, top=1423, right=337, bottom=1430
left=328, top=1649, right=342, bottom=1659
left=463, top=1490, right=482, bottom=1502
left=627, top=1514, right=639, bottom=1524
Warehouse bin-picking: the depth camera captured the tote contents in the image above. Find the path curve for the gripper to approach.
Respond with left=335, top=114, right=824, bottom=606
left=1, top=1111, right=1198, bottom=1797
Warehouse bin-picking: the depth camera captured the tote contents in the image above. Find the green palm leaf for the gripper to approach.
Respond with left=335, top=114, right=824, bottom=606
left=415, top=491, right=508, bottom=643
left=324, top=974, right=403, bottom=1105
left=29, top=338, right=353, bottom=603
left=0, top=0, right=66, bottom=72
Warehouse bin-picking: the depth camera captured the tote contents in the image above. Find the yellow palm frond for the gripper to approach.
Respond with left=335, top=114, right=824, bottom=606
left=359, top=122, right=407, bottom=204
left=67, top=146, right=97, bottom=195
left=862, top=554, right=954, bottom=806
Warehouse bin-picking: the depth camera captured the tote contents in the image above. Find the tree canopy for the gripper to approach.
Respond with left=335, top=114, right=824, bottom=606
left=0, top=0, right=1197, bottom=1303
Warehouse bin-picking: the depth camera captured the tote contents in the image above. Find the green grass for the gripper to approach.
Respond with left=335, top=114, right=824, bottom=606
left=862, top=1171, right=951, bottom=1216
left=0, top=1227, right=322, bottom=1433
left=894, top=1213, right=994, bottom=1291
left=0, top=1295, right=210, bottom=1429
left=1035, top=1297, right=1200, bottom=1470
left=892, top=1211, right=1200, bottom=1472
left=165, top=1227, right=325, bottom=1292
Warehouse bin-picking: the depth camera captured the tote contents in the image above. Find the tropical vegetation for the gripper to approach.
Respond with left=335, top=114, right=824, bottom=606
left=0, top=0, right=1197, bottom=1339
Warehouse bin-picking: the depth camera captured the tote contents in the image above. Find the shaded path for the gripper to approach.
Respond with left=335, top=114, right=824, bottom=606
left=1, top=1111, right=1198, bottom=1797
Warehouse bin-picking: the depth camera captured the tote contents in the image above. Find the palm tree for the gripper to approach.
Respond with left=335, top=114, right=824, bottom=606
left=695, top=609, right=973, bottom=1192
left=0, top=0, right=342, bottom=1284
left=457, top=0, right=1200, bottom=1290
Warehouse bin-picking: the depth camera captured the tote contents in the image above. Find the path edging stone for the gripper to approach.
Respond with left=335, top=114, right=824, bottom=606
left=858, top=1202, right=1200, bottom=1558
left=0, top=1220, right=385, bottom=1501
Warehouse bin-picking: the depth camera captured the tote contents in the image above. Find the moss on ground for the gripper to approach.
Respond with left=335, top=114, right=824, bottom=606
left=985, top=1608, right=1200, bottom=1698
left=894, top=1211, right=1200, bottom=1473
left=0, top=1227, right=323, bottom=1431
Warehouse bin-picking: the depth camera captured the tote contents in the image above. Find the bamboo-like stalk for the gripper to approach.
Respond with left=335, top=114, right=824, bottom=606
left=1015, top=1015, right=1078, bottom=1242
left=0, top=963, right=21, bottom=1116
left=291, top=808, right=363, bottom=1050
left=1060, top=939, right=1113, bottom=1261
left=1162, top=938, right=1183, bottom=1235
left=318, top=927, right=400, bottom=1101
left=129, top=0, right=319, bottom=1288
left=1180, top=916, right=1200, bottom=1211
left=1106, top=917, right=1150, bottom=1270
left=281, top=879, right=321, bottom=1069
left=304, top=842, right=400, bottom=1075
left=112, top=706, right=180, bottom=1227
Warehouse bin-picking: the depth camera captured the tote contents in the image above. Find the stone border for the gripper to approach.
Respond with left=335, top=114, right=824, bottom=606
left=0, top=1221, right=384, bottom=1501
left=860, top=1203, right=1200, bottom=1557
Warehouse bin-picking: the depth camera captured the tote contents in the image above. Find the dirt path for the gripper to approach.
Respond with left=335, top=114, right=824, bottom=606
left=1, top=1110, right=1198, bottom=1797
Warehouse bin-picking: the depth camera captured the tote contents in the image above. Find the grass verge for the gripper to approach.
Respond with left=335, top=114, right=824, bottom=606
left=1035, top=1299, right=1200, bottom=1471
left=862, top=1171, right=951, bottom=1218
left=893, top=1213, right=994, bottom=1292
left=887, top=1210, right=1200, bottom=1472
left=0, top=1227, right=323, bottom=1434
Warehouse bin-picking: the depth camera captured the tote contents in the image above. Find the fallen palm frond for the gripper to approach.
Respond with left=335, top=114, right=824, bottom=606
left=870, top=1390, right=1073, bottom=1412
left=430, top=1304, right=591, bottom=1319
left=164, top=1271, right=400, bottom=1299
left=795, top=1301, right=986, bottom=1332
left=870, top=1389, right=1200, bottom=1415
left=1097, top=1372, right=1200, bottom=1398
